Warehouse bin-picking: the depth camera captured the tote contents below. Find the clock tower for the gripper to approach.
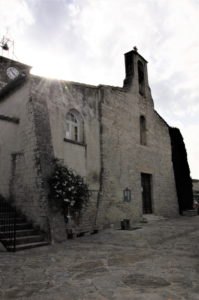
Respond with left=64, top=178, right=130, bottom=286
left=0, top=56, right=31, bottom=89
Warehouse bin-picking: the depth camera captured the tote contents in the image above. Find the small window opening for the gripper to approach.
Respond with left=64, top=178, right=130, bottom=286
left=138, top=61, right=145, bottom=96
left=65, top=110, right=83, bottom=143
left=140, top=115, right=147, bottom=145
left=74, top=126, right=78, bottom=141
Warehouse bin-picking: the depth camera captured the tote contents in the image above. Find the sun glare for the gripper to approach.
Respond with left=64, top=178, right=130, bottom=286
left=31, top=63, right=67, bottom=80
left=30, top=55, right=70, bottom=80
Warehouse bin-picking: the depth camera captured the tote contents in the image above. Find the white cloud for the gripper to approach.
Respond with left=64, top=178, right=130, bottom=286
left=0, top=0, right=34, bottom=38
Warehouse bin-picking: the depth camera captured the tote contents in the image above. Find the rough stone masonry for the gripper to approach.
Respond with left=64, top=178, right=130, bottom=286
left=0, top=49, right=179, bottom=242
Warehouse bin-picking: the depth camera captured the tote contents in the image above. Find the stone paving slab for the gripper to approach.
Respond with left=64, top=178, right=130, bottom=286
left=0, top=216, right=199, bottom=299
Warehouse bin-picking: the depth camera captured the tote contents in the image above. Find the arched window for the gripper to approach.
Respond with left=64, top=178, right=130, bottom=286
left=140, top=115, right=147, bottom=145
left=65, top=110, right=83, bottom=143
left=138, top=61, right=145, bottom=96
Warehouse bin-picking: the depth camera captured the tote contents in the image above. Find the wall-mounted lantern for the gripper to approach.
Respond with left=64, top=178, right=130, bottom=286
left=123, top=187, right=131, bottom=202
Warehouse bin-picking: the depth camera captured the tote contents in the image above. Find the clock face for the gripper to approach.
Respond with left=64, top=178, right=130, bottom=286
left=6, top=67, right=20, bottom=80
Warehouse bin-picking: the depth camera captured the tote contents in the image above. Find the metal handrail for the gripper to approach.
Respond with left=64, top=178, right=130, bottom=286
left=0, top=198, right=16, bottom=252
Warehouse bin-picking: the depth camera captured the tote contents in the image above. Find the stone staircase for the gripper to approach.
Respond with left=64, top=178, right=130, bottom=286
left=0, top=200, right=49, bottom=251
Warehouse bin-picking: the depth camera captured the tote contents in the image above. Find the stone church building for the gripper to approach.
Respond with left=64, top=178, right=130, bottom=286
left=0, top=48, right=179, bottom=242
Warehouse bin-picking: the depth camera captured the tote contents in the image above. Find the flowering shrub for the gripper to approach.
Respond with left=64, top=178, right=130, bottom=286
left=48, top=159, right=89, bottom=221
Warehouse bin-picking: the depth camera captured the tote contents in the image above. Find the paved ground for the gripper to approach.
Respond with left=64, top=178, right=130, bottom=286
left=0, top=215, right=199, bottom=300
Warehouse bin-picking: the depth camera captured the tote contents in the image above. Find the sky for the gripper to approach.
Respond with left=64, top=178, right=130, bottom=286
left=0, top=0, right=198, bottom=178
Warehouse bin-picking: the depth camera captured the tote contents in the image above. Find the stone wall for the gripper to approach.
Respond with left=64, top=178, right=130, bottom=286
left=0, top=81, right=51, bottom=234
left=97, top=51, right=178, bottom=227
left=193, top=179, right=199, bottom=203
left=193, top=179, right=199, bottom=192
left=0, top=82, right=28, bottom=197
left=0, top=50, right=180, bottom=240
left=30, top=77, right=102, bottom=232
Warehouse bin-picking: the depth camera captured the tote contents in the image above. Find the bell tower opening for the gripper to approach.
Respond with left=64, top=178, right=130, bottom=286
left=123, top=47, right=149, bottom=94
left=138, top=60, right=145, bottom=96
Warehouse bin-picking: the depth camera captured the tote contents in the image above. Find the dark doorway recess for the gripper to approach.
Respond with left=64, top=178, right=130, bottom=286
left=141, top=173, right=153, bottom=214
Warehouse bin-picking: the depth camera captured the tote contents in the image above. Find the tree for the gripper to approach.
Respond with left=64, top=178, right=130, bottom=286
left=169, top=127, right=193, bottom=213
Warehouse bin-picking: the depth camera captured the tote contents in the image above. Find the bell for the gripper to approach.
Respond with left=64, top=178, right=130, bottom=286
left=2, top=43, right=9, bottom=51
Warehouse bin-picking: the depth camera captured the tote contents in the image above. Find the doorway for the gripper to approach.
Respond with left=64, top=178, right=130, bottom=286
left=141, top=173, right=153, bottom=214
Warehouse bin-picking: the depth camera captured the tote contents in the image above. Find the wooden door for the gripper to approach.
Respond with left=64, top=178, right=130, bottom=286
left=141, top=173, right=152, bottom=214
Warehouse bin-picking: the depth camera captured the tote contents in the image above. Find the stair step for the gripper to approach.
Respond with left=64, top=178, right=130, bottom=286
left=6, top=241, right=49, bottom=251
left=0, top=223, right=32, bottom=231
left=1, top=229, right=39, bottom=238
left=0, top=209, right=19, bottom=213
left=1, top=234, right=45, bottom=246
left=182, top=210, right=198, bottom=216
left=0, top=217, right=26, bottom=225
left=0, top=208, right=15, bottom=213
left=142, top=214, right=167, bottom=223
left=0, top=211, right=15, bottom=219
left=0, top=201, right=49, bottom=252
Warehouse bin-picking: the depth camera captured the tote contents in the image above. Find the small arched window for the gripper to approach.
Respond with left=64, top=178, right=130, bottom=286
left=65, top=110, right=83, bottom=143
left=138, top=61, right=145, bottom=96
left=140, top=115, right=147, bottom=145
